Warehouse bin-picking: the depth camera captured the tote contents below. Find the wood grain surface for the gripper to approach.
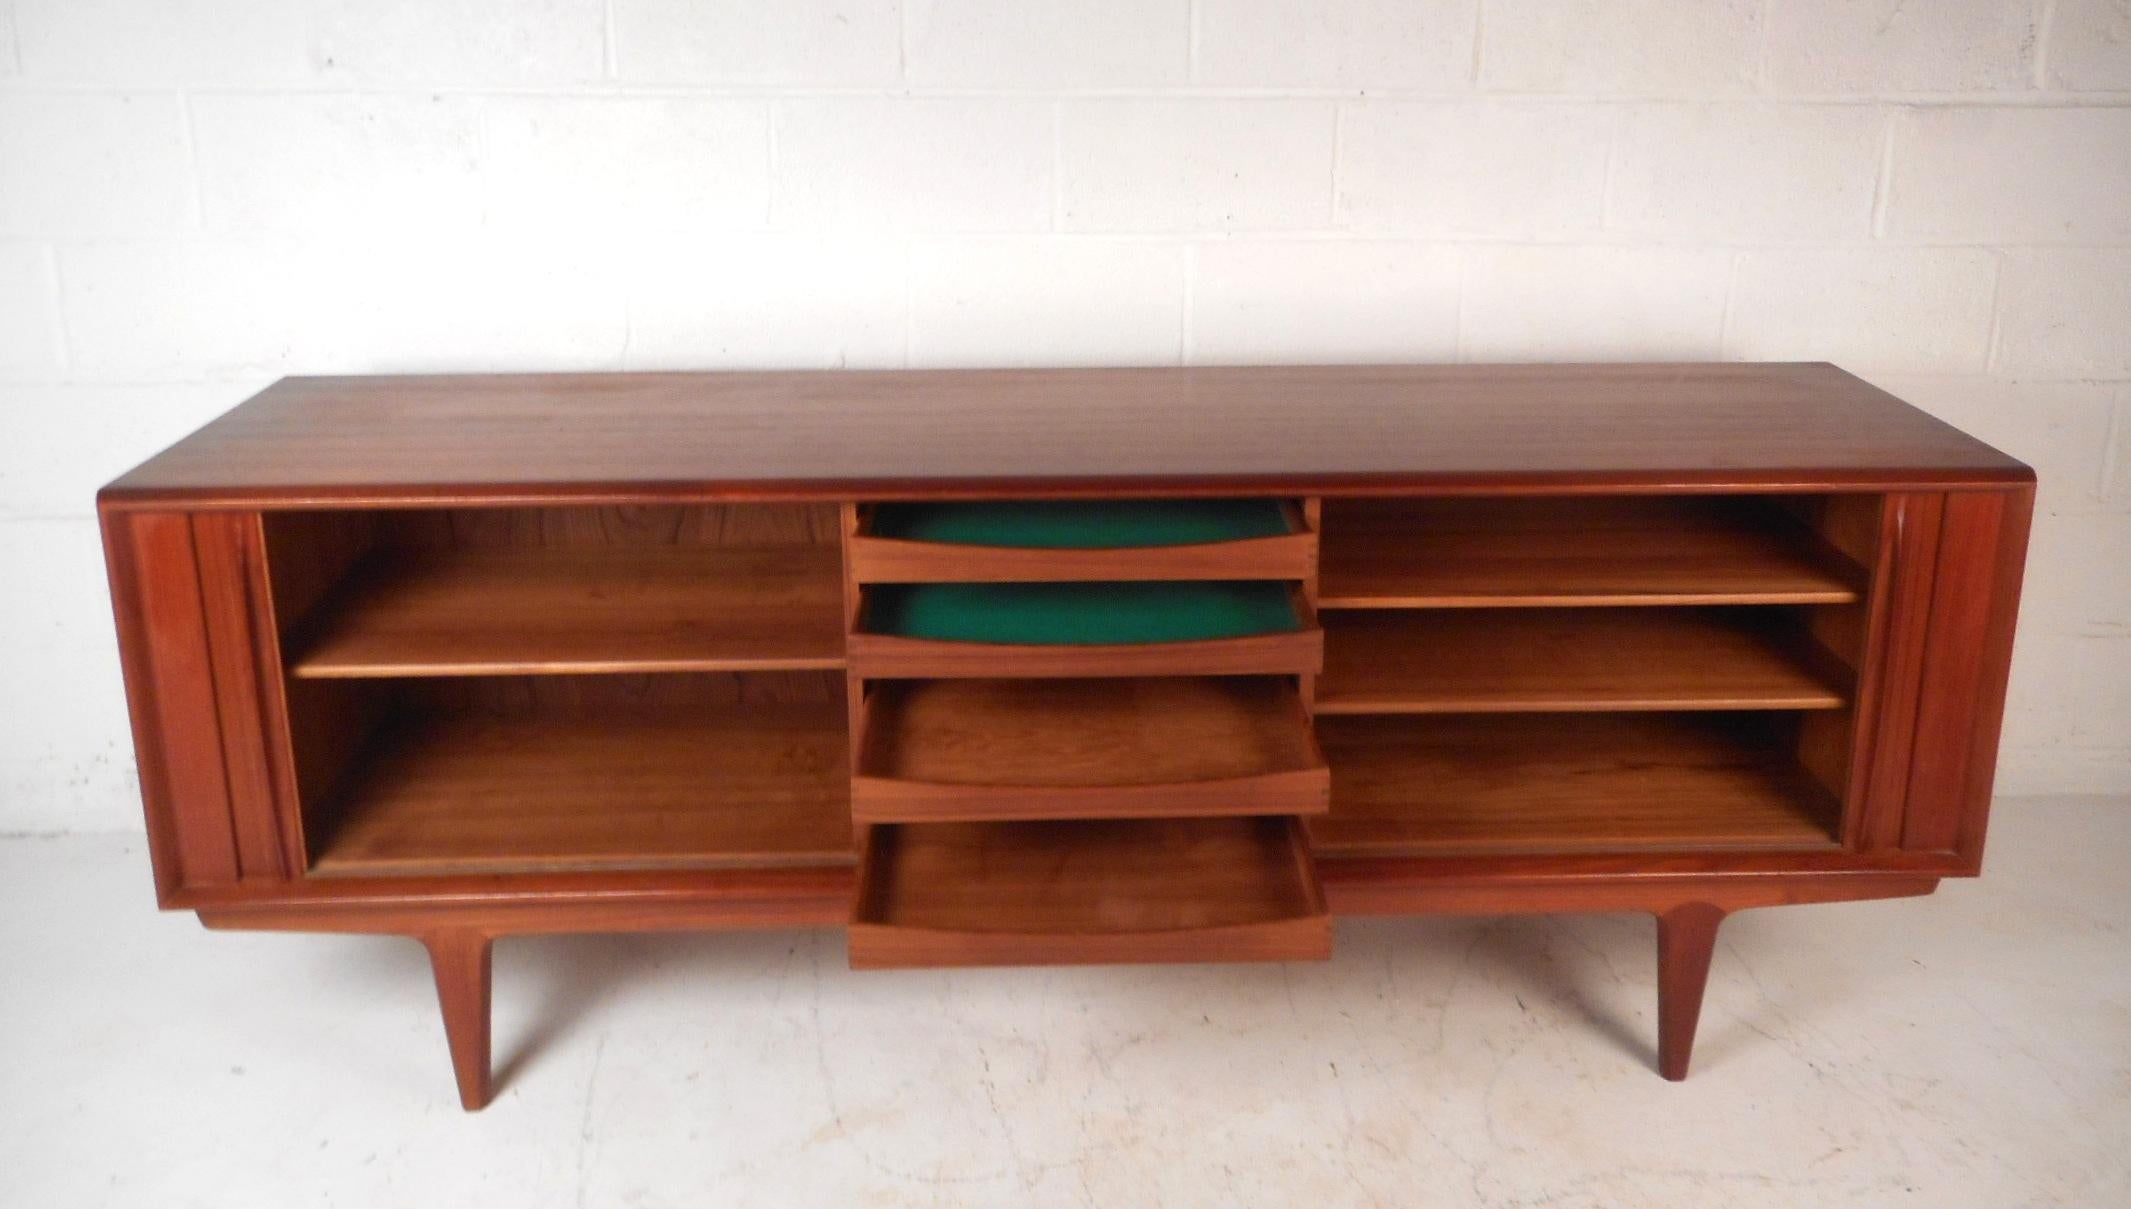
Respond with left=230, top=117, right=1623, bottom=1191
left=101, top=363, right=2030, bottom=506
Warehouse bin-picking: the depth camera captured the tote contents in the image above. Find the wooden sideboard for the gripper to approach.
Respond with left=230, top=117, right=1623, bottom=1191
left=97, top=363, right=2033, bottom=1109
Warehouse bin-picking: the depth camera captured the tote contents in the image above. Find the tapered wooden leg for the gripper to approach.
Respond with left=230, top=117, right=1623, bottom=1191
left=1655, top=902, right=1725, bottom=1081
left=420, top=931, right=494, bottom=1111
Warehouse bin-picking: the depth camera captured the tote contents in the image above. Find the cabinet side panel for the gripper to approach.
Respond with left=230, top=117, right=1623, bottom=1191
left=1902, top=488, right=2032, bottom=863
left=101, top=510, right=241, bottom=897
left=190, top=513, right=295, bottom=882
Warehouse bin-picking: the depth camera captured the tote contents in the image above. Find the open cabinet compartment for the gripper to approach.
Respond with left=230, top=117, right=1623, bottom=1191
left=850, top=816, right=1331, bottom=969
left=1309, top=711, right=1843, bottom=856
left=289, top=671, right=854, bottom=877
left=253, top=502, right=858, bottom=878
left=1315, top=605, right=1853, bottom=714
left=853, top=676, right=1328, bottom=824
left=264, top=503, right=847, bottom=678
left=1308, top=492, right=1886, bottom=853
left=848, top=580, right=1324, bottom=677
left=1318, top=495, right=1868, bottom=608
left=849, top=497, right=1315, bottom=582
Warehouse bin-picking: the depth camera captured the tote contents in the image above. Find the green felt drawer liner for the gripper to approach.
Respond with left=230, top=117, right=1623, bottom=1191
left=866, top=499, right=1292, bottom=549
left=865, top=581, right=1303, bottom=645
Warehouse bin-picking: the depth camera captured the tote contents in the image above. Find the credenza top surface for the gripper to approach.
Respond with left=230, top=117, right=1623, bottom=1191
left=102, top=362, right=2030, bottom=507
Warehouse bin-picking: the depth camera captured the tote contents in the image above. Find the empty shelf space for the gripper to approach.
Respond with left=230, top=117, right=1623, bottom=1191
left=1319, top=497, right=1865, bottom=608
left=853, top=677, right=1328, bottom=824
left=308, top=693, right=852, bottom=877
left=850, top=817, right=1330, bottom=969
left=290, top=545, right=847, bottom=678
left=1310, top=713, right=1841, bottom=857
left=852, top=498, right=1312, bottom=582
left=850, top=581, right=1322, bottom=678
left=1316, top=607, right=1847, bottom=714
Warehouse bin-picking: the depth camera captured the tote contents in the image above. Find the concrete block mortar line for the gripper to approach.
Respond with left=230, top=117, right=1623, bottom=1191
left=2034, top=0, right=2058, bottom=90
left=1049, top=100, right=1063, bottom=233
left=601, top=0, right=618, bottom=81
left=1715, top=249, right=1742, bottom=354
left=1451, top=246, right=1470, bottom=362
left=1870, top=108, right=1898, bottom=239
left=763, top=96, right=778, bottom=229
left=1982, top=247, right=2009, bottom=377
left=896, top=0, right=910, bottom=82
left=36, top=241, right=70, bottom=378
left=1755, top=0, right=1774, bottom=94
left=1327, top=99, right=1347, bottom=231
left=1186, top=0, right=1201, bottom=84
left=2102, top=395, right=2129, bottom=499
left=1179, top=241, right=1195, bottom=364
left=1469, top=0, right=1486, bottom=87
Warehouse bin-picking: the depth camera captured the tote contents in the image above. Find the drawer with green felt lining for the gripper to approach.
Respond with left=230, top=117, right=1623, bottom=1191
left=849, top=498, right=1315, bottom=583
left=848, top=581, right=1324, bottom=678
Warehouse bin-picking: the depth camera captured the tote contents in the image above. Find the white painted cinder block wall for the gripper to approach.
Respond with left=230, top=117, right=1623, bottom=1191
left=1, top=1, right=2127, bottom=832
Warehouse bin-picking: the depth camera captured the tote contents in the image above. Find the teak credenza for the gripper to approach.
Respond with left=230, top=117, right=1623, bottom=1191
left=98, top=363, right=2032, bottom=1109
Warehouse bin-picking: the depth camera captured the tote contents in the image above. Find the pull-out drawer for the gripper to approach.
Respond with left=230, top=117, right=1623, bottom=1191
left=853, top=676, right=1328, bottom=824
left=849, top=816, right=1330, bottom=969
left=849, top=498, right=1313, bottom=582
left=849, top=581, right=1323, bottom=677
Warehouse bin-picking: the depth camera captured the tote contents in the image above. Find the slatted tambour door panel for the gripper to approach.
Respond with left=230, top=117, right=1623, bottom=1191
left=101, top=511, right=295, bottom=898
left=1899, top=489, right=2033, bottom=862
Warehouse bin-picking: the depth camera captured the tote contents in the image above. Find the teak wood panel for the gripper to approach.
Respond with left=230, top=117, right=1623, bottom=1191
left=1310, top=713, right=1840, bottom=857
left=99, top=364, right=2030, bottom=507
left=853, top=677, right=1328, bottom=824
left=1315, top=607, right=1849, bottom=714
left=847, top=501, right=1316, bottom=583
left=290, top=546, right=847, bottom=678
left=1896, top=488, right=2032, bottom=862
left=101, top=510, right=294, bottom=898
left=850, top=817, right=1330, bottom=969
left=308, top=677, right=852, bottom=877
left=1318, top=496, right=1864, bottom=607
left=1849, top=493, right=1944, bottom=850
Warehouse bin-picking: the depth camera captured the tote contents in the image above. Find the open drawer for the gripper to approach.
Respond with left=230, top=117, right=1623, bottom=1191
left=849, top=816, right=1331, bottom=969
left=853, top=677, right=1329, bottom=824
left=849, top=498, right=1314, bottom=582
left=848, top=580, right=1324, bottom=677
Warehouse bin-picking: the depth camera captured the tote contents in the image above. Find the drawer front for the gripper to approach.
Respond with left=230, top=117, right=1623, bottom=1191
left=850, top=817, right=1331, bottom=969
left=848, top=498, right=1314, bottom=583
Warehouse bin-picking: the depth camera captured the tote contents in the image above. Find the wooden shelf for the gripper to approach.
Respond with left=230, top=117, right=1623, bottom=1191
left=850, top=583, right=1323, bottom=678
left=854, top=677, right=1327, bottom=824
left=1310, top=713, right=1841, bottom=856
left=851, top=498, right=1314, bottom=582
left=309, top=699, right=852, bottom=877
left=1316, top=607, right=1847, bottom=714
left=850, top=817, right=1330, bottom=969
left=1319, top=497, right=1863, bottom=608
left=291, top=545, right=846, bottom=678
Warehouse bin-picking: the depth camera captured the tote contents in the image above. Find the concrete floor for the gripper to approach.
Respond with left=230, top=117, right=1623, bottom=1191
left=1, top=796, right=2125, bottom=1209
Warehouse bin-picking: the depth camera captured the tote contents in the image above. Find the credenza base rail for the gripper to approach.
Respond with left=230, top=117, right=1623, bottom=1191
left=195, top=868, right=1943, bottom=1108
